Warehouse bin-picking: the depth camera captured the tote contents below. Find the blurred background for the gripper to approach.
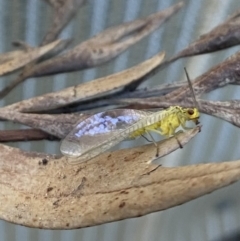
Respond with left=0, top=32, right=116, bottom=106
left=1, top=0, right=240, bottom=240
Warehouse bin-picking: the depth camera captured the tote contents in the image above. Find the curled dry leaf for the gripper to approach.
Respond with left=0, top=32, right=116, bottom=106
left=4, top=127, right=236, bottom=230
left=129, top=8, right=240, bottom=90
left=0, top=39, right=71, bottom=99
left=0, top=0, right=80, bottom=97
left=212, top=111, right=240, bottom=128
left=0, top=129, right=58, bottom=142
left=58, top=81, right=187, bottom=113
left=22, top=2, right=183, bottom=78
left=0, top=111, right=88, bottom=138
left=3, top=52, right=165, bottom=112
left=0, top=39, right=68, bottom=77
left=107, top=52, right=240, bottom=108
left=1, top=127, right=240, bottom=229
left=0, top=49, right=24, bottom=65
left=11, top=39, right=72, bottom=63
left=158, top=50, right=240, bottom=102
left=120, top=82, right=186, bottom=99
left=37, top=38, right=73, bottom=61
left=0, top=0, right=83, bottom=98
left=174, top=8, right=240, bottom=58
left=197, top=99, right=240, bottom=128
left=42, top=0, right=87, bottom=44
left=0, top=2, right=182, bottom=99
left=201, top=99, right=240, bottom=110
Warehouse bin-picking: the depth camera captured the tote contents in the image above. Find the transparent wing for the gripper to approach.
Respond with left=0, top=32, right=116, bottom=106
left=60, top=109, right=151, bottom=160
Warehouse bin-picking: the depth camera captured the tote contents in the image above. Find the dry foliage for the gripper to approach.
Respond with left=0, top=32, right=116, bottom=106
left=0, top=1, right=240, bottom=229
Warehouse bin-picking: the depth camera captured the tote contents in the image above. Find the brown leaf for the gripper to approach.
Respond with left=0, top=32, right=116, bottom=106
left=158, top=51, right=240, bottom=102
left=0, top=111, right=88, bottom=138
left=0, top=39, right=68, bottom=77
left=3, top=52, right=165, bottom=112
left=42, top=0, right=87, bottom=44
left=198, top=100, right=240, bottom=128
left=174, top=8, right=240, bottom=58
left=125, top=52, right=240, bottom=105
left=52, top=81, right=187, bottom=112
left=212, top=110, right=240, bottom=128
left=0, top=0, right=79, bottom=98
left=0, top=2, right=182, bottom=99
left=4, top=127, right=235, bottom=230
left=23, top=2, right=183, bottom=78
left=0, top=39, right=71, bottom=99
left=0, top=129, right=58, bottom=142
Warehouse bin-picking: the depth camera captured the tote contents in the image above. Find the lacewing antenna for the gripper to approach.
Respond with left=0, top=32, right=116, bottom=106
left=184, top=67, right=200, bottom=110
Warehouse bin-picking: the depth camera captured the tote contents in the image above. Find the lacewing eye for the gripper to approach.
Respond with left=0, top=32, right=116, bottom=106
left=187, top=109, right=194, bottom=115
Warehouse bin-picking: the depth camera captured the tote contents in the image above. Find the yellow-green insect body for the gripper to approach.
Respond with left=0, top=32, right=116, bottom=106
left=129, top=106, right=200, bottom=138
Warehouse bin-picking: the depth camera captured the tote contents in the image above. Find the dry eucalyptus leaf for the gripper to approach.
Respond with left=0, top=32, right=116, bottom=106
left=174, top=8, right=240, bottom=58
left=0, top=127, right=228, bottom=230
left=0, top=39, right=68, bottom=77
left=58, top=82, right=188, bottom=112
left=132, top=8, right=240, bottom=90
left=196, top=99, right=240, bottom=128
left=202, top=99, right=240, bottom=110
left=11, top=39, right=72, bottom=63
left=23, top=2, right=182, bottom=78
left=0, top=111, right=88, bottom=138
left=4, top=52, right=165, bottom=112
left=0, top=129, right=58, bottom=142
left=38, top=38, right=72, bottom=61
left=1, top=128, right=240, bottom=229
left=0, top=39, right=71, bottom=99
left=0, top=2, right=181, bottom=99
left=42, top=0, right=87, bottom=44
left=158, top=50, right=240, bottom=103
left=212, top=111, right=240, bottom=128
left=0, top=49, right=23, bottom=65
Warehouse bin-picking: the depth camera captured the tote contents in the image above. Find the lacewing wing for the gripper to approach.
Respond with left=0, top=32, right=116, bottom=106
left=60, top=109, right=151, bottom=164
